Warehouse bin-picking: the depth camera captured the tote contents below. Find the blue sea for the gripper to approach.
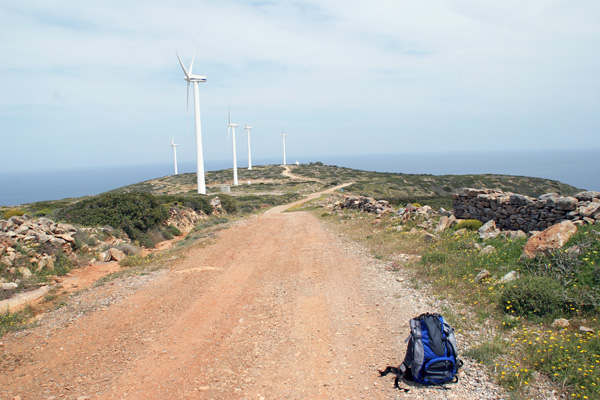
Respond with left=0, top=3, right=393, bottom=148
left=0, top=149, right=598, bottom=206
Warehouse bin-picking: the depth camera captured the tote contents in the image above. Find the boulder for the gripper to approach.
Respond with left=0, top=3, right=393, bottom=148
left=474, top=269, right=491, bottom=283
left=478, top=220, right=501, bottom=240
left=424, top=233, right=437, bottom=243
left=552, top=319, right=570, bottom=329
left=108, top=248, right=126, bottom=261
left=434, top=216, right=455, bottom=233
left=556, top=196, right=578, bottom=211
left=520, top=220, right=578, bottom=260
left=575, top=191, right=600, bottom=202
left=479, top=245, right=496, bottom=256
left=498, top=271, right=519, bottom=283
left=1, top=282, right=18, bottom=290
left=579, top=202, right=600, bottom=218
left=18, top=267, right=33, bottom=278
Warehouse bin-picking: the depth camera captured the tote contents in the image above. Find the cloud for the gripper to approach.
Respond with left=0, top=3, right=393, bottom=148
left=0, top=0, right=599, bottom=172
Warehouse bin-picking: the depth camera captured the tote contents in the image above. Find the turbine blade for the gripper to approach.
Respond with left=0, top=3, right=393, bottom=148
left=176, top=51, right=190, bottom=80
left=190, top=46, right=198, bottom=76
left=228, top=102, right=231, bottom=126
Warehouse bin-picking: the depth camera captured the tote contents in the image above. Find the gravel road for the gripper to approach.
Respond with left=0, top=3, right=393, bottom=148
left=0, top=208, right=508, bottom=400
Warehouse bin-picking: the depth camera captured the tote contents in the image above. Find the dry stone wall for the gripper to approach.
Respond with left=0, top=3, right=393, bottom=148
left=452, top=188, right=600, bottom=232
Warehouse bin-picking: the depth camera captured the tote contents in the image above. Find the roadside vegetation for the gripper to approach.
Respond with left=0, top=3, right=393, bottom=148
left=315, top=201, right=599, bottom=400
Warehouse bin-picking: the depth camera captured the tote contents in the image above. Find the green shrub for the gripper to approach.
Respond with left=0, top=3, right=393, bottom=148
left=2, top=209, right=25, bottom=220
left=455, top=219, right=483, bottom=231
left=498, top=276, right=568, bottom=318
left=57, top=192, right=169, bottom=241
left=165, top=225, right=182, bottom=237
left=218, top=195, right=237, bottom=214
left=421, top=251, right=449, bottom=265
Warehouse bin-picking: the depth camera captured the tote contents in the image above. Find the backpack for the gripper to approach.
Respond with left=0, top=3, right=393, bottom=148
left=379, top=312, right=463, bottom=389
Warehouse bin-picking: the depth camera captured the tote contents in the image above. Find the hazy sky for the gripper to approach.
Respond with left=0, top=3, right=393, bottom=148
left=1, top=1, right=599, bottom=173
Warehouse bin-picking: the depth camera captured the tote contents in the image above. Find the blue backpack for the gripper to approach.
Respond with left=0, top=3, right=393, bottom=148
left=380, top=313, right=462, bottom=389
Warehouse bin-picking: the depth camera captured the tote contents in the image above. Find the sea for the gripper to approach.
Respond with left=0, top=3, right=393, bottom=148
left=0, top=149, right=598, bottom=207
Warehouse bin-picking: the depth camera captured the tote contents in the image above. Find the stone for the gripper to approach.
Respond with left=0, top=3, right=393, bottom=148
left=574, top=191, right=600, bottom=202
left=424, top=233, right=437, bottom=243
left=502, top=230, right=527, bottom=240
left=556, top=196, right=578, bottom=211
left=479, top=245, right=496, bottom=255
left=521, top=220, right=578, bottom=260
left=580, top=326, right=594, bottom=333
left=18, top=267, right=33, bottom=278
left=474, top=269, right=491, bottom=282
left=538, top=193, right=559, bottom=207
left=552, top=319, right=570, bottom=329
left=55, top=233, right=75, bottom=243
left=1, top=282, right=18, bottom=290
left=478, top=220, right=501, bottom=240
left=99, top=251, right=112, bottom=262
left=108, top=247, right=126, bottom=261
left=579, top=202, right=600, bottom=218
left=434, top=216, right=452, bottom=233
left=498, top=271, right=519, bottom=284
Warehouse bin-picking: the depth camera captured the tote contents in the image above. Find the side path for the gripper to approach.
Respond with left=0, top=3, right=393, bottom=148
left=0, top=202, right=506, bottom=399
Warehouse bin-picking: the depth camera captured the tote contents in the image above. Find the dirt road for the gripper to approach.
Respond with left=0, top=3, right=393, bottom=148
left=0, top=204, right=505, bottom=399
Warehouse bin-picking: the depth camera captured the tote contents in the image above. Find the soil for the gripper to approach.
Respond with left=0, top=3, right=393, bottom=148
left=0, top=195, right=510, bottom=400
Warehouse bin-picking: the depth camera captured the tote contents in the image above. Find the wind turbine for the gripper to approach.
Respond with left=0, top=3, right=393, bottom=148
left=227, top=105, right=239, bottom=186
left=245, top=122, right=253, bottom=170
left=171, top=135, right=179, bottom=175
left=280, top=128, right=287, bottom=166
left=176, top=49, right=207, bottom=194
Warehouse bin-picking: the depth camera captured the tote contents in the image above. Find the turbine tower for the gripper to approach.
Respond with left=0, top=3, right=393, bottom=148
left=171, top=135, right=179, bottom=175
left=176, top=49, right=207, bottom=194
left=280, top=128, right=287, bottom=166
left=227, top=105, right=239, bottom=186
left=245, top=123, right=253, bottom=170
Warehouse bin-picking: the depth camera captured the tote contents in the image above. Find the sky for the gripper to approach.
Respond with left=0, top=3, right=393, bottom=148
left=1, top=0, right=599, bottom=173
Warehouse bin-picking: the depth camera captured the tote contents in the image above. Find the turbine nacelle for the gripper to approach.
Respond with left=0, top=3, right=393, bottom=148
left=186, top=75, right=207, bottom=82
left=228, top=123, right=239, bottom=128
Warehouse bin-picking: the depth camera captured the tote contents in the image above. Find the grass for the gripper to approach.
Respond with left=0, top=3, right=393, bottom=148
left=0, top=307, right=34, bottom=337
left=316, top=201, right=600, bottom=399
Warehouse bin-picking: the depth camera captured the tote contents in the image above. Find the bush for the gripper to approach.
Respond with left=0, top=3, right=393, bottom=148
left=455, top=219, right=483, bottom=231
left=2, top=209, right=25, bottom=220
left=499, top=276, right=568, bottom=318
left=165, top=225, right=182, bottom=237
left=57, top=192, right=169, bottom=241
left=421, top=252, right=449, bottom=265
left=218, top=195, right=237, bottom=214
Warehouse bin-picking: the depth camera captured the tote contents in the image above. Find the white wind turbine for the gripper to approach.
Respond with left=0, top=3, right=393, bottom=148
left=280, top=128, right=287, bottom=166
left=176, top=49, right=207, bottom=194
left=227, top=105, right=239, bottom=186
left=171, top=135, right=179, bottom=175
left=245, top=122, right=253, bottom=170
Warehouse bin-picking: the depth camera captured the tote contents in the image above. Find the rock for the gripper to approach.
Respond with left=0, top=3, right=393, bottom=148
left=580, top=326, right=594, bottom=333
left=478, top=220, right=501, bottom=240
left=474, top=269, right=491, bottom=283
left=521, top=220, right=578, bottom=260
left=575, top=191, right=600, bottom=202
left=55, top=233, right=75, bottom=243
left=579, top=202, right=600, bottom=218
left=479, top=245, right=496, bottom=256
left=498, top=271, right=519, bottom=284
left=556, top=196, right=578, bottom=211
left=18, top=267, right=33, bottom=278
left=108, top=247, right=126, bottom=261
left=1, top=282, right=18, bottom=290
left=435, top=216, right=452, bottom=233
left=424, top=233, right=437, bottom=243
left=453, top=228, right=467, bottom=236
left=502, top=230, right=527, bottom=240
left=552, top=319, right=570, bottom=329
left=566, top=245, right=582, bottom=255
left=99, top=251, right=112, bottom=262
